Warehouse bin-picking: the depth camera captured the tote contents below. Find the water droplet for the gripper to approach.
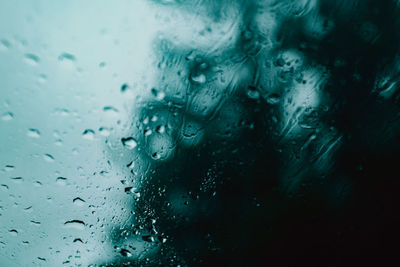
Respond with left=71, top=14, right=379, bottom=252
left=56, top=177, right=67, bottom=185
left=142, top=235, right=154, bottom=242
left=246, top=86, right=260, bottom=99
left=27, top=128, right=40, bottom=138
left=103, top=106, right=119, bottom=113
left=24, top=53, right=40, bottom=65
left=43, top=154, right=55, bottom=162
left=120, top=248, right=132, bottom=257
left=265, top=94, right=281, bottom=105
left=124, top=187, right=140, bottom=199
left=1, top=112, right=14, bottom=121
left=30, top=220, right=41, bottom=226
left=0, top=39, right=11, bottom=49
left=99, top=127, right=111, bottom=136
left=121, top=83, right=129, bottom=92
left=151, top=88, right=165, bottom=100
left=11, top=177, right=23, bottom=183
left=121, top=137, right=137, bottom=149
left=126, top=161, right=135, bottom=169
left=9, top=229, right=18, bottom=236
left=82, top=129, right=95, bottom=140
left=58, top=53, right=76, bottom=62
left=99, top=62, right=106, bottom=68
left=155, top=125, right=166, bottom=134
left=64, top=220, right=85, bottom=230
left=4, top=165, right=15, bottom=171
left=191, top=73, right=206, bottom=84
left=73, top=197, right=85, bottom=206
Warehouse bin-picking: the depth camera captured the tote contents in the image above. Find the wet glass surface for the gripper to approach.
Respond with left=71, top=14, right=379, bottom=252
left=1, top=0, right=400, bottom=266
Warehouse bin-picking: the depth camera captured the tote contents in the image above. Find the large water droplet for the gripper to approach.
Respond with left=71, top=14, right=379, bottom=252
left=64, top=220, right=85, bottom=230
left=121, top=137, right=137, bottom=149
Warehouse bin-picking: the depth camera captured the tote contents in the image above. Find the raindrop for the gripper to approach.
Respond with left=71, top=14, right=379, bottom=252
left=73, top=197, right=85, bottom=206
left=56, top=177, right=67, bottom=186
left=121, top=83, right=129, bottom=92
left=265, top=94, right=281, bottom=105
left=11, top=177, right=23, bottom=183
left=4, top=165, right=15, bottom=171
left=64, top=220, right=85, bottom=230
left=120, top=249, right=132, bottom=257
left=1, top=112, right=14, bottom=121
left=99, top=127, right=111, bottom=136
left=151, top=88, right=165, bottom=100
left=0, top=39, right=11, bottom=49
left=99, top=62, right=106, bottom=68
left=103, top=106, right=119, bottom=113
left=124, top=187, right=140, bottom=198
left=121, top=137, right=137, bottom=149
left=247, top=86, right=260, bottom=99
left=9, top=229, right=18, bottom=236
left=30, top=220, right=41, bottom=226
left=24, top=53, right=40, bottom=65
left=27, top=128, right=41, bottom=138
left=142, top=235, right=154, bottom=242
left=155, top=125, right=166, bottom=134
left=58, top=53, right=76, bottom=62
left=191, top=73, right=206, bottom=84
left=82, top=129, right=95, bottom=140
left=43, top=154, right=55, bottom=162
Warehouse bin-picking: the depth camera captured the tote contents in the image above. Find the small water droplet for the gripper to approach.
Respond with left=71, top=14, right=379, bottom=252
left=99, top=127, right=111, bottom=136
left=265, top=94, right=281, bottom=105
left=141, top=235, right=154, bottom=242
left=99, top=62, right=106, bottom=68
left=103, top=106, right=119, bottom=113
left=11, top=177, right=23, bottom=183
left=43, top=154, right=55, bottom=162
left=27, top=128, right=41, bottom=138
left=73, top=197, right=85, bottom=206
left=9, top=229, right=18, bottom=236
left=246, top=86, right=260, bottom=99
left=30, top=220, right=41, bottom=226
left=4, top=165, right=15, bottom=171
left=120, top=249, right=132, bottom=257
left=82, top=129, right=95, bottom=140
left=24, top=53, right=40, bottom=65
left=121, top=83, right=129, bottom=92
left=191, top=73, right=206, bottom=84
left=151, top=88, right=165, bottom=100
left=0, top=39, right=11, bottom=49
left=1, top=112, right=14, bottom=121
left=58, top=53, right=76, bottom=62
left=121, top=137, right=137, bottom=149
left=56, top=176, right=67, bottom=185
left=64, top=220, right=85, bottom=230
left=73, top=238, right=83, bottom=243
